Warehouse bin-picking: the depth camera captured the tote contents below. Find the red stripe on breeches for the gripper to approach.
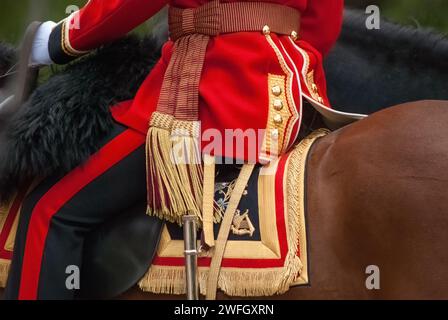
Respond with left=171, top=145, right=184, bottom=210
left=18, top=129, right=145, bottom=300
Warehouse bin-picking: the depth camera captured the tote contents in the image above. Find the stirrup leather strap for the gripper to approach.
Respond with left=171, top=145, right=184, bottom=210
left=205, top=163, right=255, bottom=300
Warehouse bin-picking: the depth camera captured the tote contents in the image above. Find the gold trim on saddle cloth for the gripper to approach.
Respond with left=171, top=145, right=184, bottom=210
left=0, top=183, right=37, bottom=288
left=139, top=129, right=330, bottom=297
left=0, top=194, right=21, bottom=288
left=0, top=202, right=12, bottom=236
left=0, top=260, right=9, bottom=289
left=59, top=13, right=91, bottom=58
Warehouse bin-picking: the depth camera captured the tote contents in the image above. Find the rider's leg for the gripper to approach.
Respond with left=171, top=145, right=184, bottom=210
left=4, top=122, right=161, bottom=300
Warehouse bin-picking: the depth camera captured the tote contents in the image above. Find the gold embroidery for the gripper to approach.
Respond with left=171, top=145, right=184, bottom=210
left=60, top=21, right=78, bottom=57
left=287, top=128, right=330, bottom=286
left=261, top=35, right=300, bottom=162
left=261, top=74, right=293, bottom=160
left=0, top=258, right=9, bottom=288
left=0, top=196, right=17, bottom=289
left=60, top=17, right=90, bottom=57
left=231, top=210, right=255, bottom=237
left=0, top=196, right=20, bottom=252
left=215, top=180, right=237, bottom=219
left=5, top=211, right=20, bottom=252
left=0, top=201, right=12, bottom=235
left=151, top=161, right=282, bottom=262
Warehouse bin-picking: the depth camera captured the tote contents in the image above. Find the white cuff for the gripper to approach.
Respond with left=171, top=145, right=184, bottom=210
left=30, top=21, right=57, bottom=67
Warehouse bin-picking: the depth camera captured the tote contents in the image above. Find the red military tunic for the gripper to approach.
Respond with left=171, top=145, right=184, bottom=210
left=49, top=0, right=343, bottom=161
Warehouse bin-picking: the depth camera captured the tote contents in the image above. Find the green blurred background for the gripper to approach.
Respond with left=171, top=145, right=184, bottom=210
left=1, top=0, right=448, bottom=45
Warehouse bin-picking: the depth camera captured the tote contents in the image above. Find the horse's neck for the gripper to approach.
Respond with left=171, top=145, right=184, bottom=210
left=325, top=9, right=448, bottom=114
left=341, top=9, right=448, bottom=65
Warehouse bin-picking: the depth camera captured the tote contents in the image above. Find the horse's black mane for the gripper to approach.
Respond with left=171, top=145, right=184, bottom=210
left=325, top=9, right=448, bottom=113
left=341, top=9, right=448, bottom=68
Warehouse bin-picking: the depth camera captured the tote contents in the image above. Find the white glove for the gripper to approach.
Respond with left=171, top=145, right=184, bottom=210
left=30, top=21, right=57, bottom=67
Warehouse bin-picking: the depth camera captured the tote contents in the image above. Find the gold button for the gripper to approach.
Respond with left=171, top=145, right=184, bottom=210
left=273, top=114, right=283, bottom=125
left=272, top=85, right=282, bottom=96
left=262, top=25, right=271, bottom=35
left=273, top=99, right=283, bottom=111
left=271, top=129, right=279, bottom=140
left=291, top=30, right=298, bottom=41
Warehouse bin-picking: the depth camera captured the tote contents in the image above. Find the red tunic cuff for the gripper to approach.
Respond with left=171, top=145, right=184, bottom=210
left=48, top=19, right=89, bottom=65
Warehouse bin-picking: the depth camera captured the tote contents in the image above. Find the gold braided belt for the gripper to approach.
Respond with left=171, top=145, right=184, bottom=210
left=146, top=0, right=301, bottom=225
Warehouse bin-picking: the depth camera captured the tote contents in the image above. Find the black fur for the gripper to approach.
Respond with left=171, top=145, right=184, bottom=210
left=0, top=35, right=161, bottom=203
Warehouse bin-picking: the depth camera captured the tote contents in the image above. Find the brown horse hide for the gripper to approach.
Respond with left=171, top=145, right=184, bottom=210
left=299, top=100, right=448, bottom=299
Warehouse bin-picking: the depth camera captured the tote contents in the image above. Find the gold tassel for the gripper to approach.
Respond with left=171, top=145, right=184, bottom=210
left=146, top=112, right=204, bottom=225
left=172, top=119, right=204, bottom=217
left=146, top=112, right=188, bottom=223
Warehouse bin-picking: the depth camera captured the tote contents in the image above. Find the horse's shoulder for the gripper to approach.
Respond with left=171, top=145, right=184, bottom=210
left=309, top=100, right=448, bottom=181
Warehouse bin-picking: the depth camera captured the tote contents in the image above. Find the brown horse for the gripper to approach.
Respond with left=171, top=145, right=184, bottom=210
left=117, top=100, right=448, bottom=300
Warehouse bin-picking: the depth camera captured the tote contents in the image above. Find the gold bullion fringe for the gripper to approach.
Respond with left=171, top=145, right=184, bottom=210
left=138, top=263, right=303, bottom=297
left=146, top=112, right=204, bottom=225
left=282, top=128, right=330, bottom=287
